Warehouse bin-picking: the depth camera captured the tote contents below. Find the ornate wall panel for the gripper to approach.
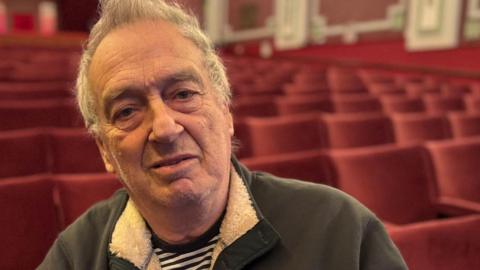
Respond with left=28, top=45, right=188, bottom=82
left=464, top=0, right=480, bottom=40
left=405, top=0, right=462, bottom=51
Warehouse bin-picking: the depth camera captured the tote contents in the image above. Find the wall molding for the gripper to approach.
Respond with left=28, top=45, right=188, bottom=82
left=311, top=0, right=406, bottom=44
left=221, top=1, right=274, bottom=43
left=406, top=0, right=462, bottom=51
left=210, top=0, right=406, bottom=45
left=223, top=16, right=275, bottom=43
left=468, top=0, right=480, bottom=18
left=465, top=0, right=480, bottom=40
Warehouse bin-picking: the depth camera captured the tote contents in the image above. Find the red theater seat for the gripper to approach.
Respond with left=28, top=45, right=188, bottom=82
left=366, top=82, right=405, bottom=96
left=245, top=114, right=325, bottom=157
left=0, top=176, right=59, bottom=270
left=447, top=112, right=480, bottom=138
left=328, top=144, right=439, bottom=225
left=0, top=129, right=49, bottom=178
left=320, top=113, right=394, bottom=148
left=241, top=150, right=332, bottom=185
left=391, top=113, right=451, bottom=145
left=380, top=96, right=425, bottom=113
left=464, top=95, right=480, bottom=113
left=390, top=215, right=480, bottom=270
left=423, top=94, right=465, bottom=114
left=327, top=67, right=366, bottom=94
left=441, top=84, right=471, bottom=97
left=0, top=81, right=73, bottom=100
left=275, top=95, right=332, bottom=115
left=54, top=173, right=122, bottom=228
left=282, top=82, right=329, bottom=96
left=426, top=137, right=480, bottom=204
left=232, top=97, right=277, bottom=118
left=0, top=99, right=83, bottom=130
left=405, top=82, right=440, bottom=97
left=331, top=94, right=383, bottom=113
left=49, top=128, right=106, bottom=174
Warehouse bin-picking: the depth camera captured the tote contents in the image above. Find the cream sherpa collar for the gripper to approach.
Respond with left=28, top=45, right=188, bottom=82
left=109, top=167, right=259, bottom=270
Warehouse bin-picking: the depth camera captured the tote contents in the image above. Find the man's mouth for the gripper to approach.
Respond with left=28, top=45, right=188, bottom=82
left=150, top=155, right=196, bottom=169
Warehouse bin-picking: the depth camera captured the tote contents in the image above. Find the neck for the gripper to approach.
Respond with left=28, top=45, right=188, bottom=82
left=133, top=183, right=229, bottom=245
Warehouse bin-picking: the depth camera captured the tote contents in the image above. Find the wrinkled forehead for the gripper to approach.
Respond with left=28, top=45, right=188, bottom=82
left=90, top=19, right=203, bottom=73
left=87, top=20, right=207, bottom=100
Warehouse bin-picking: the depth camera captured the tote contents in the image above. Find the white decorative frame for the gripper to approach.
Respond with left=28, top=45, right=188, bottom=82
left=405, top=0, right=462, bottom=51
left=204, top=0, right=406, bottom=45
left=464, top=0, right=480, bottom=40
left=203, top=0, right=275, bottom=43
left=222, top=1, right=275, bottom=43
left=468, top=0, right=480, bottom=18
left=274, top=0, right=310, bottom=50
left=310, top=0, right=406, bottom=44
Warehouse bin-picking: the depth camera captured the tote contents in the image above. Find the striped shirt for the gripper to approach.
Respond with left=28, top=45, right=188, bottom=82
left=154, top=235, right=219, bottom=270
left=151, top=217, right=223, bottom=270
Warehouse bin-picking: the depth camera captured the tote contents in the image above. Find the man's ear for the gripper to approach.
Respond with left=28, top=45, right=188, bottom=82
left=94, top=135, right=115, bottom=173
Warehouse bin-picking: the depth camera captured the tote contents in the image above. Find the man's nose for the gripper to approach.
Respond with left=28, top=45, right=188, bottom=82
left=148, top=99, right=184, bottom=143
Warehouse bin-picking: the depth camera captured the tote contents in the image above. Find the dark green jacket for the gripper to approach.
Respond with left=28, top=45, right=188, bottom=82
left=38, top=160, right=407, bottom=270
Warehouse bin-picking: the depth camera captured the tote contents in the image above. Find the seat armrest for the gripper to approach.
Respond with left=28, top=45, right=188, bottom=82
left=435, top=196, right=480, bottom=216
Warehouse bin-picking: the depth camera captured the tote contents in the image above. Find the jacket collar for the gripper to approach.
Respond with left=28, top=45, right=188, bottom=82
left=108, top=160, right=279, bottom=270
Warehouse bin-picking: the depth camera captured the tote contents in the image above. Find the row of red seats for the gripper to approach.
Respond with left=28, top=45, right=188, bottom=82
left=2, top=141, right=480, bottom=270
left=235, top=111, right=480, bottom=158
left=0, top=81, right=74, bottom=100
left=0, top=99, right=83, bottom=130
left=233, top=93, right=480, bottom=118
left=226, top=58, right=480, bottom=100
left=0, top=128, right=104, bottom=178
left=242, top=137, right=480, bottom=214
left=0, top=48, right=80, bottom=82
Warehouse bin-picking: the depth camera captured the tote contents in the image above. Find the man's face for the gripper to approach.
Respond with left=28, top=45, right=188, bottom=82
left=88, top=20, right=233, bottom=209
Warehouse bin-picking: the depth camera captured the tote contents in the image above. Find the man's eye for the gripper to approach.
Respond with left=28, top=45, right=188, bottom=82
left=173, top=90, right=196, bottom=100
left=114, top=107, right=136, bottom=121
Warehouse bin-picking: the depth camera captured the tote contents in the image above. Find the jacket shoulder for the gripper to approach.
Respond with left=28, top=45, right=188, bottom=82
left=250, top=171, right=372, bottom=219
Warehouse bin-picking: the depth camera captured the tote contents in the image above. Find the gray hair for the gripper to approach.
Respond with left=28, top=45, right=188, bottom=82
left=76, top=0, right=231, bottom=134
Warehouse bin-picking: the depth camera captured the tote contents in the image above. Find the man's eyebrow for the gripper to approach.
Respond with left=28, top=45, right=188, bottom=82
left=157, top=69, right=205, bottom=90
left=102, top=87, right=145, bottom=119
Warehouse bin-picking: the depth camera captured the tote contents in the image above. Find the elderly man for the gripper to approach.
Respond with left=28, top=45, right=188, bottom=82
left=39, top=0, right=407, bottom=269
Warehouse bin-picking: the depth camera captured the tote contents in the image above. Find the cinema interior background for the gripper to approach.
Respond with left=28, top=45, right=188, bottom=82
left=1, top=0, right=480, bottom=269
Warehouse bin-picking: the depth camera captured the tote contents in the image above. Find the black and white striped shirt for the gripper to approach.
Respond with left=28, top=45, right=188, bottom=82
left=151, top=218, right=222, bottom=270
left=154, top=235, right=219, bottom=270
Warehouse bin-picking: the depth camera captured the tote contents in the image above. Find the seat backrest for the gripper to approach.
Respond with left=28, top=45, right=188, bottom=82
left=275, top=95, right=333, bottom=115
left=241, top=150, right=332, bottom=185
left=390, top=215, right=480, bottom=270
left=232, top=97, right=277, bottom=118
left=0, top=175, right=60, bottom=270
left=391, top=112, right=452, bottom=145
left=423, top=94, right=465, bottom=114
left=320, top=112, right=394, bottom=148
left=426, top=137, right=480, bottom=203
left=0, top=99, right=82, bottom=130
left=327, top=67, right=366, bottom=94
left=380, top=95, right=425, bottom=113
left=447, top=112, right=480, bottom=138
left=331, top=94, right=382, bottom=113
left=0, top=128, right=50, bottom=178
left=54, top=173, right=122, bottom=228
left=48, top=128, right=107, bottom=174
left=464, top=95, right=480, bottom=113
left=328, top=144, right=437, bottom=224
left=245, top=114, right=325, bottom=157
left=0, top=81, right=72, bottom=100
